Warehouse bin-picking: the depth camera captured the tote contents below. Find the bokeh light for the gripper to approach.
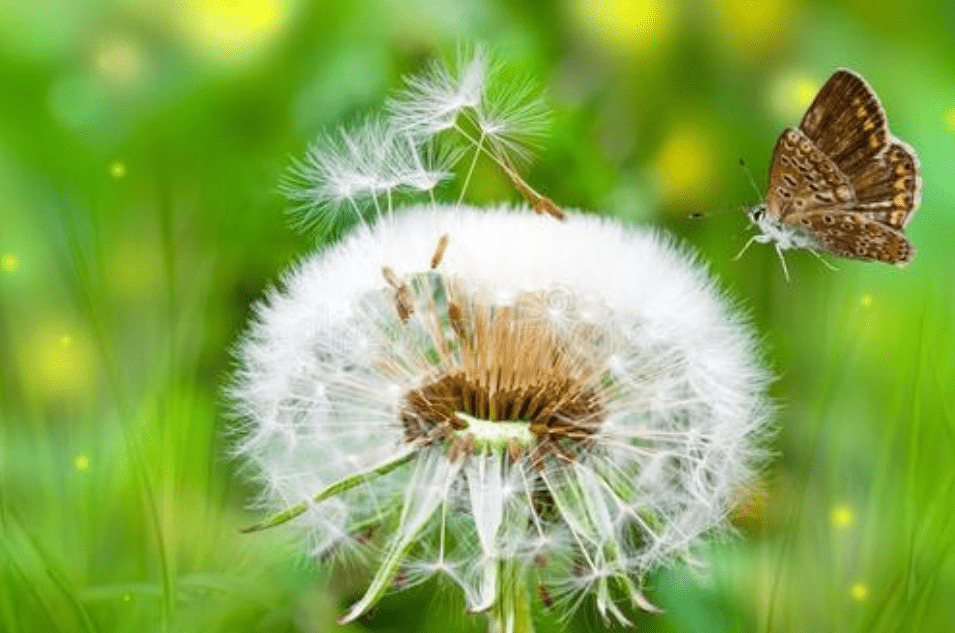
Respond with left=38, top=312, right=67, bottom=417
left=74, top=454, right=90, bottom=471
left=652, top=122, right=718, bottom=207
left=15, top=322, right=96, bottom=403
left=168, top=0, right=296, bottom=66
left=94, top=37, right=145, bottom=89
left=570, top=0, right=675, bottom=56
left=769, top=71, right=820, bottom=120
left=830, top=504, right=856, bottom=529
left=850, top=582, right=868, bottom=602
left=715, top=0, right=794, bottom=56
left=1, top=252, right=19, bottom=273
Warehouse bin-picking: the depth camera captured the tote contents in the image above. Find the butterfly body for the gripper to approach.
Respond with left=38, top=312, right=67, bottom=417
left=747, top=69, right=921, bottom=268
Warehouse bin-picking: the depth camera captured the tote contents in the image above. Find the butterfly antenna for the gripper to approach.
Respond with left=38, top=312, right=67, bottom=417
left=738, top=157, right=763, bottom=203
left=774, top=244, right=791, bottom=282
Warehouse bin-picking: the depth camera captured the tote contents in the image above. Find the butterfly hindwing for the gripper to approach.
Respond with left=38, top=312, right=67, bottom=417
left=786, top=211, right=914, bottom=265
left=844, top=140, right=922, bottom=229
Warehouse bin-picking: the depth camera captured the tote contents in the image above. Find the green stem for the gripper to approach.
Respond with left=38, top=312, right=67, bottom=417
left=489, top=559, right=534, bottom=633
left=457, top=130, right=485, bottom=206
left=240, top=449, right=416, bottom=533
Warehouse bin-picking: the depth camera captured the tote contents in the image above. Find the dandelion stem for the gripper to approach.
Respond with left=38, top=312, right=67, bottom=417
left=347, top=196, right=370, bottom=232
left=453, top=122, right=564, bottom=219
left=455, top=122, right=505, bottom=171
left=489, top=558, right=534, bottom=633
left=240, top=449, right=416, bottom=533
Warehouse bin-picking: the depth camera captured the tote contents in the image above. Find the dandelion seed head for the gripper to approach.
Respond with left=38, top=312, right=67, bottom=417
left=232, top=203, right=772, bottom=623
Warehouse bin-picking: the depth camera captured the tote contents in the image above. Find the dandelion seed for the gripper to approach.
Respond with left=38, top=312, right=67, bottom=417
left=430, top=233, right=450, bottom=269
left=283, top=117, right=456, bottom=238
left=285, top=47, right=558, bottom=243
left=231, top=205, right=772, bottom=627
left=388, top=44, right=489, bottom=139
left=474, top=73, right=550, bottom=165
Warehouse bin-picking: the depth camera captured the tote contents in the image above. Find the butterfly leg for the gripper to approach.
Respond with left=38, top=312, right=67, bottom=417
left=805, top=246, right=839, bottom=272
left=733, top=234, right=761, bottom=261
left=774, top=243, right=791, bottom=282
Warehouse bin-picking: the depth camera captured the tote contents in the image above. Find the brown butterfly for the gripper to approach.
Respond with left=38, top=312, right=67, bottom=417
left=740, top=69, right=922, bottom=277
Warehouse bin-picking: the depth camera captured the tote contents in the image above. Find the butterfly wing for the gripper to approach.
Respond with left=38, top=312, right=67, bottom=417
left=785, top=210, right=914, bottom=265
left=843, top=140, right=921, bottom=229
left=800, top=69, right=889, bottom=171
left=764, top=128, right=855, bottom=221
left=798, top=69, right=922, bottom=229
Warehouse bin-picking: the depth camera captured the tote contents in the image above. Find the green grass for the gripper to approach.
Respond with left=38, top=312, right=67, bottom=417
left=2, top=1, right=954, bottom=631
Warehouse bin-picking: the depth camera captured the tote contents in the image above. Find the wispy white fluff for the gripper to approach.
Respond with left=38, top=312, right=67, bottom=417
left=285, top=47, right=552, bottom=239
left=282, top=117, right=457, bottom=236
left=473, top=74, right=550, bottom=164
left=388, top=45, right=549, bottom=164
left=231, top=204, right=773, bottom=625
left=387, top=44, right=489, bottom=138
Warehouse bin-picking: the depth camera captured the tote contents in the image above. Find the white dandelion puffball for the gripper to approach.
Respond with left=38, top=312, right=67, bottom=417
left=231, top=204, right=772, bottom=625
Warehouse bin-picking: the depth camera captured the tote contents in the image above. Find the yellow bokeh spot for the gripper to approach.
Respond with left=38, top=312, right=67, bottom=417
left=571, top=0, right=675, bottom=56
left=830, top=504, right=856, bottom=529
left=945, top=108, right=955, bottom=132
left=109, top=161, right=126, bottom=179
left=718, top=0, right=792, bottom=55
left=850, top=582, right=868, bottom=601
left=769, top=72, right=819, bottom=119
left=654, top=124, right=717, bottom=205
left=187, top=0, right=289, bottom=62
left=1, top=252, right=19, bottom=273
left=95, top=38, right=144, bottom=88
left=74, top=454, right=90, bottom=471
left=16, top=322, right=95, bottom=402
left=795, top=80, right=817, bottom=109
left=860, top=294, right=873, bottom=307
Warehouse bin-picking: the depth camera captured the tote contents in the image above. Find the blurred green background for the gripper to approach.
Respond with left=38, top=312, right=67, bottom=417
left=1, top=0, right=954, bottom=631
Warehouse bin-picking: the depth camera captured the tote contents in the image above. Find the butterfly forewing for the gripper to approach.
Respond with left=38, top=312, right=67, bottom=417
left=765, top=128, right=855, bottom=221
left=799, top=70, right=889, bottom=172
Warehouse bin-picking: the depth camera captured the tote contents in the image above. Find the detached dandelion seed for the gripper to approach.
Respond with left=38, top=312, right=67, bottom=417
left=232, top=48, right=773, bottom=631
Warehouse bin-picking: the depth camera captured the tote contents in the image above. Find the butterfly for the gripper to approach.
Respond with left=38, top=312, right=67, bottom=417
left=739, top=69, right=922, bottom=277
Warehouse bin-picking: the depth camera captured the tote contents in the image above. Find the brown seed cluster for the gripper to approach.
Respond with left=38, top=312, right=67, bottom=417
left=396, top=281, right=605, bottom=467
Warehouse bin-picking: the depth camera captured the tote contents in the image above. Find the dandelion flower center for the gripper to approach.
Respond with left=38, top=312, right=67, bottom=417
left=399, top=285, right=605, bottom=463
